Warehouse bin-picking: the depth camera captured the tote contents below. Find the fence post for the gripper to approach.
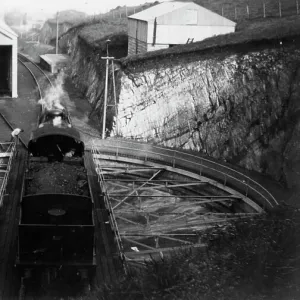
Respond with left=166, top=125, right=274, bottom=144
left=279, top=1, right=282, bottom=17
left=246, top=5, right=250, bottom=18
left=263, top=2, right=266, bottom=18
left=297, top=0, right=299, bottom=15
left=235, top=6, right=237, bottom=20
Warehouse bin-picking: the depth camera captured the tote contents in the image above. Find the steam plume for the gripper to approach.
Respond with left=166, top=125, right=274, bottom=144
left=38, top=70, right=66, bottom=111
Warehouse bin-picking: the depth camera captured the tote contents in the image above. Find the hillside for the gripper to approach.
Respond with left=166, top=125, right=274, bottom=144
left=48, top=10, right=87, bottom=25
left=184, top=0, right=298, bottom=21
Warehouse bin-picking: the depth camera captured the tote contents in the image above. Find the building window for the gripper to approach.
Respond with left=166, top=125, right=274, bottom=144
left=185, top=9, right=198, bottom=25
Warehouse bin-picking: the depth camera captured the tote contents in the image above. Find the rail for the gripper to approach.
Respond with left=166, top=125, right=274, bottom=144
left=91, top=147, right=128, bottom=273
left=18, top=53, right=74, bottom=125
left=0, top=112, right=27, bottom=150
left=18, top=53, right=54, bottom=112
left=91, top=139, right=278, bottom=211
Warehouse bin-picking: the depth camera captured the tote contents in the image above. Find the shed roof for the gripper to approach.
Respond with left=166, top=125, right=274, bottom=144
left=128, top=1, right=235, bottom=26
left=0, top=19, right=18, bottom=39
left=129, top=1, right=188, bottom=22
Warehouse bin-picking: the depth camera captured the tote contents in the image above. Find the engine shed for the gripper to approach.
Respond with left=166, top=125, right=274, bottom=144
left=0, top=20, right=18, bottom=98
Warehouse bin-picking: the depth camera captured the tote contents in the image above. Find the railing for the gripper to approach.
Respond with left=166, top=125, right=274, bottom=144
left=0, top=142, right=16, bottom=207
left=90, top=139, right=278, bottom=211
left=91, top=147, right=128, bottom=273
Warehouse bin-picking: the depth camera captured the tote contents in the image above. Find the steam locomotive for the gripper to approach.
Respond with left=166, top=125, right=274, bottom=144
left=28, top=105, right=84, bottom=159
left=17, top=103, right=95, bottom=291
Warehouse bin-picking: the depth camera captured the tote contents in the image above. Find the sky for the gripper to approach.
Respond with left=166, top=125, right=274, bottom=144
left=3, top=0, right=164, bottom=15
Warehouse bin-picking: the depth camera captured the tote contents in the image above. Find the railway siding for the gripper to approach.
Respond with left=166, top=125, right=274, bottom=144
left=85, top=152, right=122, bottom=285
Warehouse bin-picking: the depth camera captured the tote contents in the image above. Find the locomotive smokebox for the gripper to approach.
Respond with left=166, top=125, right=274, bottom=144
left=28, top=108, right=84, bottom=159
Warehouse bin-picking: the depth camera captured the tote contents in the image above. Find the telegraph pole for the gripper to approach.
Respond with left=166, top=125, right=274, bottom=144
left=101, top=39, right=114, bottom=139
left=56, top=12, right=59, bottom=54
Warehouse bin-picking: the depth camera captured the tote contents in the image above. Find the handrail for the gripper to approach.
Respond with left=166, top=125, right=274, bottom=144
left=0, top=142, right=16, bottom=207
left=91, top=139, right=278, bottom=210
left=91, top=147, right=128, bottom=274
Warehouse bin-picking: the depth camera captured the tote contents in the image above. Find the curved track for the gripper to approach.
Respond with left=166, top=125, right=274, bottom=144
left=18, top=53, right=53, bottom=101
left=92, top=139, right=278, bottom=210
left=91, top=139, right=279, bottom=262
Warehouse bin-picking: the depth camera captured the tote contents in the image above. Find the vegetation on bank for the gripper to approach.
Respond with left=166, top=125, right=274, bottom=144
left=81, top=205, right=300, bottom=300
left=121, top=15, right=300, bottom=66
left=18, top=39, right=55, bottom=62
left=55, top=0, right=300, bottom=62
left=187, top=0, right=298, bottom=22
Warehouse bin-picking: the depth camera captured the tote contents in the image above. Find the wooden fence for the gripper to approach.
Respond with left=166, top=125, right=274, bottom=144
left=87, top=1, right=300, bottom=23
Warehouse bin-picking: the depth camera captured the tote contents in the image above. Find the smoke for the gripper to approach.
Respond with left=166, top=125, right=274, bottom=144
left=53, top=116, right=62, bottom=127
left=38, top=70, right=66, bottom=111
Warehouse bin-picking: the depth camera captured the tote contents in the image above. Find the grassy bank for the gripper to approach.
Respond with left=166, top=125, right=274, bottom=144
left=81, top=205, right=300, bottom=300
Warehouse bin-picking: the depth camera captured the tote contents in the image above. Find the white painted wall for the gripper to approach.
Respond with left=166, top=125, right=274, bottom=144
left=148, top=24, right=235, bottom=45
left=128, top=2, right=236, bottom=55
left=12, top=39, right=17, bottom=98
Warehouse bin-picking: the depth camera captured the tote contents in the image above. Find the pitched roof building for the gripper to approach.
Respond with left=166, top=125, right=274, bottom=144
left=0, top=19, right=18, bottom=98
left=127, top=1, right=236, bottom=56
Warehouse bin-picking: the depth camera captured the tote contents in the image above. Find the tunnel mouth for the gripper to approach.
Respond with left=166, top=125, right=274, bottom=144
left=0, top=46, right=12, bottom=97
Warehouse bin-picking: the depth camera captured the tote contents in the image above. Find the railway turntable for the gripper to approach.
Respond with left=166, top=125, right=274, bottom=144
left=90, top=139, right=278, bottom=266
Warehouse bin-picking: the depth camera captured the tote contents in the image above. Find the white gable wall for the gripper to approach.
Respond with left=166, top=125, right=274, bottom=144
left=156, top=2, right=235, bottom=26
left=147, top=23, right=234, bottom=46
left=128, top=1, right=236, bottom=55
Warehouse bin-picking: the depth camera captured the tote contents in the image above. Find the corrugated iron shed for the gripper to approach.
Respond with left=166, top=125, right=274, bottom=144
left=127, top=1, right=236, bottom=55
left=129, top=1, right=236, bottom=26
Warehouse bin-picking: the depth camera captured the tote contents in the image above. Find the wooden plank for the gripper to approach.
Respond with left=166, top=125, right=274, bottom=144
left=85, top=151, right=122, bottom=285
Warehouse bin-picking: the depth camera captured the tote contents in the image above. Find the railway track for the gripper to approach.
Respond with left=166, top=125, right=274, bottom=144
left=0, top=113, right=27, bottom=149
left=18, top=53, right=53, bottom=100
left=0, top=112, right=11, bottom=142
left=91, top=139, right=278, bottom=210
left=90, top=139, right=279, bottom=263
left=7, top=52, right=279, bottom=296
